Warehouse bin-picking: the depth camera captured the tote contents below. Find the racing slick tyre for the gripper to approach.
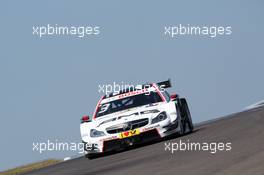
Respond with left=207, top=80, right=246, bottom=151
left=175, top=102, right=185, bottom=135
left=179, top=117, right=185, bottom=135
left=85, top=153, right=98, bottom=159
left=180, top=98, right=194, bottom=134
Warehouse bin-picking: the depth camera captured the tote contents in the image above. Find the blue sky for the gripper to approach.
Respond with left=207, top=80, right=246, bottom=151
left=0, top=0, right=264, bottom=171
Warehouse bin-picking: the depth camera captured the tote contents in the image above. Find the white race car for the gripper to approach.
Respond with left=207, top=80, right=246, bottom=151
left=80, top=80, right=193, bottom=158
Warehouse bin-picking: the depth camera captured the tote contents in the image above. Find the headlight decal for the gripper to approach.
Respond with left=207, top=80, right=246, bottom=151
left=151, top=111, right=167, bottom=124
left=90, top=129, right=106, bottom=137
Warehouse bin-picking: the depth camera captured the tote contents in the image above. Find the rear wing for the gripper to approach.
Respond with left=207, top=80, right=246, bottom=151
left=156, top=79, right=171, bottom=88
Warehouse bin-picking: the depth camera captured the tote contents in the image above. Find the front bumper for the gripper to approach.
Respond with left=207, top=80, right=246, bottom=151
left=82, top=114, right=181, bottom=155
left=83, top=129, right=160, bottom=154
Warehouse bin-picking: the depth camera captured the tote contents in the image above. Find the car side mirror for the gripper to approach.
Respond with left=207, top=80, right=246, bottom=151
left=81, top=115, right=91, bottom=123
left=170, top=93, right=178, bottom=101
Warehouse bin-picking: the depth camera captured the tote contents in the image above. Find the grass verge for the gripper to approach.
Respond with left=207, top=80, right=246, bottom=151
left=0, top=159, right=61, bottom=175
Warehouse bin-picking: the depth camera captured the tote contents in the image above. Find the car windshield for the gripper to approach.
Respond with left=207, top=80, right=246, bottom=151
left=96, top=91, right=162, bottom=118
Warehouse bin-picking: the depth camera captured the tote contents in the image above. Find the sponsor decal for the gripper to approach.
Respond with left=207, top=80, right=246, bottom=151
left=119, top=129, right=140, bottom=138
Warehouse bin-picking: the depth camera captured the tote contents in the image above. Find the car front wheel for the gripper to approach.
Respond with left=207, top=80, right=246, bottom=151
left=180, top=98, right=193, bottom=134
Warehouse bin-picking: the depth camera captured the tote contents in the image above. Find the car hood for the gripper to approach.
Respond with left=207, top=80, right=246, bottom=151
left=92, top=103, right=162, bottom=129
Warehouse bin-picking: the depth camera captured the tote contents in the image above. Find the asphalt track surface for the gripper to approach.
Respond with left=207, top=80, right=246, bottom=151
left=27, top=106, right=264, bottom=175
